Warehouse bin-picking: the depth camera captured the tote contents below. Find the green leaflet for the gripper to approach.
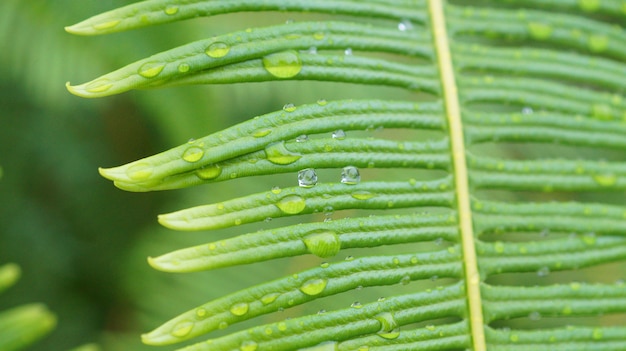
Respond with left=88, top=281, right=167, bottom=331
left=66, top=0, right=626, bottom=351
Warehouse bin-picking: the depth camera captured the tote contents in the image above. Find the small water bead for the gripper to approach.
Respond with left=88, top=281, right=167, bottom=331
left=182, top=146, right=205, bottom=162
left=332, top=129, right=346, bottom=140
left=320, top=262, right=330, bottom=268
left=528, top=22, right=553, bottom=40
left=582, top=232, right=596, bottom=245
left=537, top=266, right=550, bottom=277
left=316, top=99, right=328, bottom=106
left=400, top=275, right=411, bottom=285
left=358, top=346, right=369, bottom=351
left=588, top=35, right=609, bottom=53
left=85, top=78, right=113, bottom=93
left=196, top=308, right=207, bottom=318
left=522, top=106, right=534, bottom=114
left=205, top=42, right=230, bottom=58
left=345, top=255, right=355, bottom=261
left=240, top=341, right=258, bottom=351
left=303, top=231, right=341, bottom=258
left=528, top=311, right=542, bottom=321
left=397, top=19, right=413, bottom=31
left=196, top=164, right=221, bottom=180
left=296, top=135, right=308, bottom=143
left=344, top=47, right=353, bottom=56
left=301, top=46, right=318, bottom=55
left=262, top=51, right=303, bottom=78
left=171, top=320, right=194, bottom=337
left=261, top=293, right=280, bottom=305
left=299, top=278, right=328, bottom=296
left=252, top=128, right=272, bottom=138
left=177, top=63, right=190, bottom=73
left=218, top=321, right=229, bottom=330
left=164, top=5, right=179, bottom=15
left=592, top=328, right=603, bottom=340
left=351, top=191, right=375, bottom=200
left=351, top=301, right=363, bottom=309
left=230, top=302, right=249, bottom=316
left=138, top=62, right=166, bottom=78
left=126, top=162, right=153, bottom=180
left=276, top=195, right=306, bottom=214
left=282, top=103, right=297, bottom=112
left=341, top=166, right=360, bottom=185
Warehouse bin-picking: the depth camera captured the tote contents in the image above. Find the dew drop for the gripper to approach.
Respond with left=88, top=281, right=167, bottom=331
left=331, top=129, right=346, bottom=140
left=351, top=191, right=375, bottom=200
left=283, top=103, right=297, bottom=112
left=92, top=20, right=121, bottom=30
left=301, top=46, right=318, bottom=55
left=276, top=195, right=306, bottom=214
left=252, top=128, right=272, bottom=138
left=218, top=321, right=229, bottom=330
left=240, top=340, right=258, bottom=351
left=344, top=47, right=353, bottom=56
left=592, top=328, right=603, bottom=340
left=164, top=5, right=179, bottom=15
left=196, top=164, right=221, bottom=180
left=138, top=62, right=166, bottom=78
left=316, top=99, right=328, bottom=106
left=528, top=22, right=553, bottom=40
left=341, top=166, right=360, bottom=185
left=205, top=42, right=230, bottom=58
left=85, top=79, right=113, bottom=93
left=397, top=19, right=413, bottom=31
left=296, top=135, right=308, bottom=142
left=593, top=173, right=617, bottom=187
left=537, top=266, right=550, bottom=277
left=588, top=35, right=609, bottom=53
left=178, top=63, right=190, bottom=73
left=262, top=50, right=303, bottom=78
left=196, top=308, right=207, bottom=318
left=171, top=320, right=194, bottom=337
left=230, top=302, right=249, bottom=316
left=375, top=312, right=400, bottom=339
left=298, top=168, right=318, bottom=188
left=320, top=262, right=330, bottom=268
left=299, top=278, right=328, bottom=296
left=182, top=146, right=205, bottom=163
left=494, top=241, right=505, bottom=254
left=260, top=292, right=280, bottom=305
left=351, top=301, right=363, bottom=309
left=528, top=311, right=542, bottom=321
left=522, top=106, right=533, bottom=114
left=126, top=162, right=153, bottom=180
left=265, top=141, right=302, bottom=165
left=303, top=231, right=341, bottom=258
left=271, top=186, right=282, bottom=194
left=400, top=275, right=411, bottom=285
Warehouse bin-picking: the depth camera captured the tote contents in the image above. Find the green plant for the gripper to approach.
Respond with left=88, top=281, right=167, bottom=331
left=66, top=0, right=626, bottom=350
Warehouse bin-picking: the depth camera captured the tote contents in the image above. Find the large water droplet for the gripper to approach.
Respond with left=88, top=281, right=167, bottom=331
left=138, top=62, right=166, bottom=78
left=299, top=278, right=328, bottom=296
left=375, top=312, right=400, bottom=339
left=205, top=42, right=230, bottom=58
left=182, top=146, right=205, bottom=162
left=126, top=162, right=153, bottom=180
left=230, top=302, right=249, bottom=316
left=341, top=166, right=360, bottom=185
left=303, top=231, right=341, bottom=258
left=262, top=51, right=302, bottom=78
left=240, top=340, right=258, bottom=351
left=276, top=195, right=306, bottom=214
left=196, top=164, right=222, bottom=180
left=298, top=168, right=318, bottom=188
left=331, top=130, right=346, bottom=140
left=171, top=320, right=194, bottom=337
left=265, top=141, right=302, bottom=165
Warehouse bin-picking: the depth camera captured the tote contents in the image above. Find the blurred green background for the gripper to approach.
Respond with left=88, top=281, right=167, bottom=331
left=1, top=1, right=624, bottom=350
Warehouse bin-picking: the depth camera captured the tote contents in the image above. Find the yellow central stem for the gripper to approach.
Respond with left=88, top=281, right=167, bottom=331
left=428, top=1, right=486, bottom=350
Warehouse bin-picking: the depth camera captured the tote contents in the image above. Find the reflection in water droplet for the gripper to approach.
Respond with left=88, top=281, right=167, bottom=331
left=171, top=320, right=194, bottom=337
left=276, top=195, right=306, bottom=214
left=138, top=62, right=166, bottom=78
left=300, top=278, right=328, bottom=296
left=196, top=164, right=221, bottom=180
left=230, top=302, right=249, bottom=316
left=262, top=51, right=302, bottom=78
left=298, top=168, right=318, bottom=188
left=341, top=166, right=360, bottom=184
left=126, top=162, right=153, bottom=180
left=303, top=231, right=341, bottom=258
left=205, top=42, right=230, bottom=58
left=196, top=308, right=207, bottom=318
left=183, top=146, right=205, bottom=162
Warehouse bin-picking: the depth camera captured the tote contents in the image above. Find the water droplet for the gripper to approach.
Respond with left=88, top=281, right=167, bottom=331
left=262, top=51, right=302, bottom=78
left=171, top=320, right=194, bottom=337
left=299, top=278, right=328, bottom=296
left=276, top=195, right=306, bottom=214
left=205, top=42, right=230, bottom=58
left=350, top=190, right=374, bottom=201
left=592, top=328, right=603, bottom=340
left=345, top=255, right=355, bottom=261
left=332, top=130, right=346, bottom=140
left=377, top=297, right=386, bottom=302
left=397, top=19, right=413, bottom=31
left=301, top=46, right=318, bottom=55
left=410, top=256, right=419, bottom=264
left=522, top=106, right=533, bottom=114
left=92, top=20, right=121, bottom=30
left=164, top=5, right=179, bottom=15
left=528, top=22, right=553, bottom=40
left=592, top=103, right=613, bottom=120
left=303, top=231, right=341, bottom=258
left=126, top=162, right=153, bottom=180
left=298, top=168, right=318, bottom=188
left=581, top=232, right=596, bottom=245
left=296, top=135, right=308, bottom=142
left=375, top=312, right=400, bottom=339
left=537, top=266, right=550, bottom=277
left=271, top=186, right=282, bottom=194
left=182, top=146, right=204, bottom=162
left=178, top=63, right=190, bottom=73
left=579, top=0, right=600, bottom=12
left=528, top=311, right=542, bottom=321
left=588, top=35, right=609, bottom=52
left=261, top=293, right=280, bottom=305
left=351, top=301, right=363, bottom=309
left=218, top=321, right=229, bottom=330
left=317, top=309, right=327, bottom=315
left=494, top=241, right=505, bottom=254
left=313, top=32, right=325, bottom=40
left=593, top=173, right=617, bottom=186
left=344, top=47, right=353, bottom=55
left=283, top=103, right=297, bottom=112
left=252, top=128, right=272, bottom=138
left=85, top=79, right=113, bottom=93
left=400, top=275, right=411, bottom=285
left=265, top=141, right=302, bottom=165
left=341, top=166, right=360, bottom=185
left=230, top=302, right=249, bottom=316
left=316, top=99, right=327, bottom=106
left=240, top=340, right=258, bottom=351
left=138, top=62, right=166, bottom=78
left=510, top=334, right=519, bottom=342
left=196, top=164, right=221, bottom=180
left=320, top=262, right=330, bottom=268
